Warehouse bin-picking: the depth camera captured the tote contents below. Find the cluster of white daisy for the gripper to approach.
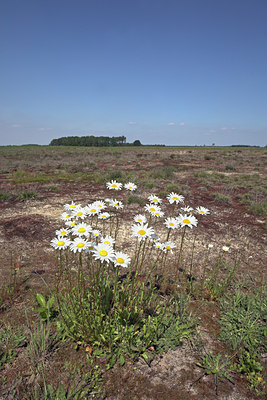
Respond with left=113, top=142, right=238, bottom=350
left=51, top=182, right=230, bottom=270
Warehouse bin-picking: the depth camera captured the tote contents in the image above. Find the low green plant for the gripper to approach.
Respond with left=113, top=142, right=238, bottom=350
left=0, top=191, right=12, bottom=201
left=149, top=166, right=176, bottom=180
left=127, top=195, right=145, bottom=206
left=211, top=192, right=232, bottom=204
left=219, top=289, right=266, bottom=352
left=249, top=201, right=267, bottom=215
left=234, top=349, right=264, bottom=393
left=0, top=266, right=20, bottom=310
left=0, top=325, right=26, bottom=369
left=26, top=318, right=57, bottom=375
left=35, top=294, right=56, bottom=322
left=155, top=295, right=195, bottom=353
left=194, top=351, right=234, bottom=395
left=56, top=267, right=164, bottom=368
left=195, top=259, right=238, bottom=301
left=225, top=165, right=235, bottom=171
left=17, top=189, right=38, bottom=200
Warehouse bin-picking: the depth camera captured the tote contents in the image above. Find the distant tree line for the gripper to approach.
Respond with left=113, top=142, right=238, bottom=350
left=49, top=136, right=142, bottom=147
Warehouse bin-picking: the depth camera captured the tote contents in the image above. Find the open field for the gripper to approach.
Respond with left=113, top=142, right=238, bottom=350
left=0, top=145, right=266, bottom=399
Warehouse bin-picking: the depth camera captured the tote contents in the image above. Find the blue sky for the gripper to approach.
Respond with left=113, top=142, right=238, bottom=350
left=1, top=0, right=266, bottom=146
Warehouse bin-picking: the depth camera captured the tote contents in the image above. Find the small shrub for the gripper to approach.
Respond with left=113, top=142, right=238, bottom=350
left=149, top=166, right=176, bottom=180
left=127, top=195, right=145, bottom=206
left=225, top=165, right=236, bottom=171
left=0, top=192, right=12, bottom=201
left=17, top=190, right=38, bottom=200
left=249, top=201, right=267, bottom=216
left=211, top=192, right=232, bottom=204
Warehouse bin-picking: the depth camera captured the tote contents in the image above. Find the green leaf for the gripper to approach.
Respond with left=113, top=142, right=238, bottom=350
left=119, top=354, right=125, bottom=365
left=36, top=293, right=46, bottom=308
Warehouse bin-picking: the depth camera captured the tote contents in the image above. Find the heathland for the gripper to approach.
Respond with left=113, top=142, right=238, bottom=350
left=0, top=145, right=266, bottom=399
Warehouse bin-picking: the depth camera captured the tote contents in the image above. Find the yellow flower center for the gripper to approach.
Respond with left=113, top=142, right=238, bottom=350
left=111, top=184, right=117, bottom=188
left=200, top=210, right=205, bottom=214
left=150, top=207, right=155, bottom=211
left=104, top=240, right=110, bottom=244
left=61, top=231, right=67, bottom=235
left=57, top=241, right=65, bottom=246
left=78, top=228, right=86, bottom=233
left=71, top=222, right=76, bottom=226
left=77, top=243, right=84, bottom=248
left=138, top=229, right=146, bottom=235
left=153, top=198, right=158, bottom=202
left=100, top=250, right=108, bottom=257
left=90, top=209, right=96, bottom=213
left=183, top=219, right=190, bottom=224
left=77, top=212, right=83, bottom=217
left=66, top=214, right=71, bottom=219
left=116, top=257, right=124, bottom=264
left=89, top=246, right=93, bottom=250
left=173, top=196, right=178, bottom=200
left=169, top=222, right=174, bottom=226
left=138, top=218, right=142, bottom=222
left=166, top=245, right=171, bottom=250
left=69, top=204, right=76, bottom=208
left=114, top=203, right=119, bottom=207
left=128, top=186, right=132, bottom=189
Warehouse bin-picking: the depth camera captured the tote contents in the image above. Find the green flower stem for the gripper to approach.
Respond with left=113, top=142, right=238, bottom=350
left=177, top=226, right=187, bottom=271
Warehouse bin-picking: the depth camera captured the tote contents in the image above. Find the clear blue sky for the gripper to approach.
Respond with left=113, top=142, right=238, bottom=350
left=1, top=0, right=266, bottom=146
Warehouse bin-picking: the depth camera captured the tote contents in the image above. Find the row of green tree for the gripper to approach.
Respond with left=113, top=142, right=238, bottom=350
left=49, top=136, right=142, bottom=147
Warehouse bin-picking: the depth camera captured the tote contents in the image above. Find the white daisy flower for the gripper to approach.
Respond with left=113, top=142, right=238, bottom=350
left=144, top=204, right=161, bottom=215
left=163, top=241, right=176, bottom=253
left=72, top=223, right=92, bottom=237
left=100, top=235, right=115, bottom=246
left=222, top=246, right=230, bottom=252
left=113, top=252, right=131, bottom=268
left=65, top=220, right=77, bottom=227
left=111, top=199, right=124, bottom=209
left=196, top=206, right=210, bottom=215
left=70, top=238, right=90, bottom=253
left=177, top=214, right=198, bottom=229
left=106, top=180, right=123, bottom=190
left=98, top=212, right=111, bottom=220
left=132, top=223, right=155, bottom=241
left=92, top=229, right=101, bottom=238
left=92, top=200, right=106, bottom=211
left=154, top=242, right=164, bottom=250
left=167, top=192, right=185, bottom=204
left=64, top=201, right=80, bottom=211
left=148, top=194, right=162, bottom=204
left=124, top=182, right=137, bottom=191
left=181, top=205, right=193, bottom=213
left=85, top=241, right=96, bottom=254
left=208, top=243, right=214, bottom=249
left=73, top=206, right=87, bottom=220
left=134, top=214, right=147, bottom=224
left=92, top=243, right=115, bottom=263
left=61, top=212, right=73, bottom=221
left=105, top=198, right=113, bottom=204
left=150, top=233, right=160, bottom=242
left=51, top=236, right=71, bottom=250
left=164, top=217, right=179, bottom=230
left=56, top=228, right=70, bottom=237
left=86, top=204, right=100, bottom=216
